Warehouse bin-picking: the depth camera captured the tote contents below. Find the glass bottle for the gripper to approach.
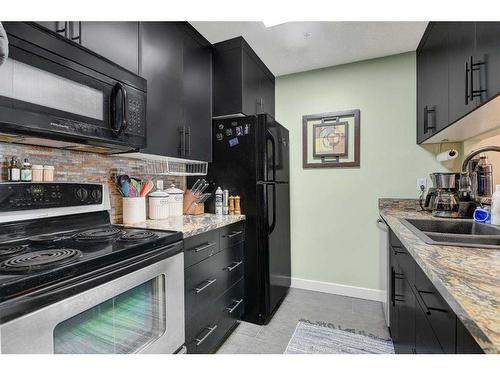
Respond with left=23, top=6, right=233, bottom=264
left=20, top=158, right=32, bottom=182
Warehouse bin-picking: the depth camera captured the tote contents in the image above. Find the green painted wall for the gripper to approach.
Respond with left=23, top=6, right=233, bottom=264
left=275, top=52, right=460, bottom=291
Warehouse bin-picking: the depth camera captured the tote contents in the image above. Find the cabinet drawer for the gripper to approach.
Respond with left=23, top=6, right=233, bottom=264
left=185, top=243, right=244, bottom=320
left=222, top=242, right=245, bottom=289
left=414, top=266, right=456, bottom=353
left=220, top=221, right=245, bottom=250
left=186, top=279, right=244, bottom=354
left=184, top=230, right=220, bottom=268
left=185, top=250, right=226, bottom=320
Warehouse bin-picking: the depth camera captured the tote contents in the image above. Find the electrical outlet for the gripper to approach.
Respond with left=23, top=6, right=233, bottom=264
left=417, top=177, right=427, bottom=191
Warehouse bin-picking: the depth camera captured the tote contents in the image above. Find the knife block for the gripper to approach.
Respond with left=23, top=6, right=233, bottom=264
left=183, top=190, right=205, bottom=215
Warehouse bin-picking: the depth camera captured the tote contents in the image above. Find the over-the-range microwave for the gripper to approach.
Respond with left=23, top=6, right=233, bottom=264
left=0, top=22, right=146, bottom=154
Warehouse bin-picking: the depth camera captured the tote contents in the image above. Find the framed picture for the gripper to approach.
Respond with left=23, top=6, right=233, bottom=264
left=302, top=109, right=360, bottom=169
left=312, top=120, right=348, bottom=158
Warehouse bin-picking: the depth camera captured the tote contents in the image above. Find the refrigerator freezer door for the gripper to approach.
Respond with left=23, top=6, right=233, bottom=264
left=264, top=182, right=291, bottom=313
left=264, top=116, right=289, bottom=183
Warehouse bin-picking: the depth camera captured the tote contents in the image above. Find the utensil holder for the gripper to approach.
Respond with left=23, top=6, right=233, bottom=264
left=122, top=197, right=146, bottom=224
left=183, top=190, right=205, bottom=215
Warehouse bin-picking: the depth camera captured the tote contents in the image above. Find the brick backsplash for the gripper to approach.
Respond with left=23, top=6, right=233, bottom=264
left=0, top=142, right=186, bottom=223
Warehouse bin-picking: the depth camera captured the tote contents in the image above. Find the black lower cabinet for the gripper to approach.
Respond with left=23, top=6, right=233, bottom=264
left=388, top=230, right=484, bottom=354
left=184, top=222, right=245, bottom=354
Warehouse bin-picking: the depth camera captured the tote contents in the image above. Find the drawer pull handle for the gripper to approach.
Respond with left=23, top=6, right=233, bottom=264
left=195, top=325, right=217, bottom=346
left=193, top=242, right=216, bottom=253
left=194, top=279, right=217, bottom=294
left=226, top=299, right=243, bottom=314
left=227, top=231, right=243, bottom=238
left=226, top=261, right=243, bottom=272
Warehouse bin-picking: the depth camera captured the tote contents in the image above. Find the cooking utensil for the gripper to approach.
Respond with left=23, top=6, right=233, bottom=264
left=140, top=180, right=154, bottom=197
left=192, top=179, right=206, bottom=195
left=121, top=180, right=130, bottom=197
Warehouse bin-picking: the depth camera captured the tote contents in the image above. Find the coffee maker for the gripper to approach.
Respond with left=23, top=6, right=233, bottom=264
left=421, top=173, right=460, bottom=218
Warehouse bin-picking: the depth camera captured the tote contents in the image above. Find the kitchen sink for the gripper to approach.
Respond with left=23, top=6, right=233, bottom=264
left=400, top=218, right=500, bottom=249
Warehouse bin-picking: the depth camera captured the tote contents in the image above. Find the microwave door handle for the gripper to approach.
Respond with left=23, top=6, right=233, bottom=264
left=113, top=83, right=128, bottom=136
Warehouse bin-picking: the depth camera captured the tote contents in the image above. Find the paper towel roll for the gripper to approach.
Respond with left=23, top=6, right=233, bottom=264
left=436, top=149, right=459, bottom=162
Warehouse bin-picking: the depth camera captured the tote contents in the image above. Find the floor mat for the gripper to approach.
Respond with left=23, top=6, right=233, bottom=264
left=284, top=321, right=395, bottom=354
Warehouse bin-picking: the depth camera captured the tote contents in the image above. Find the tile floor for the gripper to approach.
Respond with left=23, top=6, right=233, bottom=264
left=217, top=288, right=390, bottom=354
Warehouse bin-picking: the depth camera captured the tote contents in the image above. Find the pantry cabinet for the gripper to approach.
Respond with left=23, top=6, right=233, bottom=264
left=416, top=21, right=500, bottom=143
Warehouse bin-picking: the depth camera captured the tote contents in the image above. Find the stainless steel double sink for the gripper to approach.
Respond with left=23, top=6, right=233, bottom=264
left=400, top=218, right=500, bottom=249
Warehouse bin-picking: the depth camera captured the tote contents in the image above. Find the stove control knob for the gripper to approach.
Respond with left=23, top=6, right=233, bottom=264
left=91, top=189, right=102, bottom=201
left=75, top=187, right=88, bottom=202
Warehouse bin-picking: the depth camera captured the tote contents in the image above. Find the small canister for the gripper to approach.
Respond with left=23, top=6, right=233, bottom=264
left=122, top=197, right=146, bottom=224
left=166, top=184, right=184, bottom=217
left=148, top=181, right=170, bottom=220
left=32, top=165, right=44, bottom=182
left=43, top=165, right=55, bottom=182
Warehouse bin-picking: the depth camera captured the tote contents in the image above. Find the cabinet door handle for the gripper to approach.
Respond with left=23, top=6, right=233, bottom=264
left=227, top=230, right=243, bottom=238
left=56, top=22, right=68, bottom=38
left=226, top=261, right=243, bottom=272
left=423, top=105, right=436, bottom=134
left=465, top=60, right=470, bottom=104
left=178, top=126, right=185, bottom=157
left=192, top=242, right=216, bottom=253
left=226, top=299, right=243, bottom=314
left=70, top=22, right=81, bottom=43
left=469, top=55, right=486, bottom=101
left=195, top=325, right=217, bottom=346
left=194, top=279, right=216, bottom=294
left=185, top=126, right=191, bottom=157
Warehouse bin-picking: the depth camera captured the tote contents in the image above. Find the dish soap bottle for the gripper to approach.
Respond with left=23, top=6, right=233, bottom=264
left=8, top=157, right=20, bottom=181
left=491, top=185, right=500, bottom=225
left=215, top=186, right=223, bottom=216
left=20, top=158, right=32, bottom=182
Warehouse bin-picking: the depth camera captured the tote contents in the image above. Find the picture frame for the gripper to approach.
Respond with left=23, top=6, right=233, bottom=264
left=302, top=109, right=360, bottom=169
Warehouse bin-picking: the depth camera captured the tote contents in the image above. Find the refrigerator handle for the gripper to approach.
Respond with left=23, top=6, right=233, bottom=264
left=266, top=130, right=277, bottom=181
left=269, top=184, right=277, bottom=234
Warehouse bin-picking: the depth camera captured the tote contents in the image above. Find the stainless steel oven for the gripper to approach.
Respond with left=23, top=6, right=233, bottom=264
left=0, top=250, right=184, bottom=354
left=0, top=22, right=146, bottom=153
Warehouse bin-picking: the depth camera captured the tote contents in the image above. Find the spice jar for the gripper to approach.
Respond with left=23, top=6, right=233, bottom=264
left=20, top=158, right=32, bottom=182
left=234, top=196, right=241, bottom=215
left=43, top=165, right=54, bottom=182
left=32, top=165, right=44, bottom=182
left=229, top=196, right=235, bottom=215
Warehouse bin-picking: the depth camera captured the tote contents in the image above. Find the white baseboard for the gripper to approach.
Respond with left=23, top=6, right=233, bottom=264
left=290, top=277, right=386, bottom=302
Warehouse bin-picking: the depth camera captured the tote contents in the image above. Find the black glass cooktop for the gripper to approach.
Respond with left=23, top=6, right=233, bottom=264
left=0, top=211, right=182, bottom=304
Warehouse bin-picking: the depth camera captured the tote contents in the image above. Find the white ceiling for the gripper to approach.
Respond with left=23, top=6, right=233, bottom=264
left=190, top=22, right=428, bottom=77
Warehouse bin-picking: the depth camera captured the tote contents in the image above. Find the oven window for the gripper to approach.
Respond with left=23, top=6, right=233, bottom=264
left=53, top=276, right=166, bottom=354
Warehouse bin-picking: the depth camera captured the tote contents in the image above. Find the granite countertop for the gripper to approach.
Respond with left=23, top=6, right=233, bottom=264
left=126, top=214, right=245, bottom=238
left=379, top=199, right=500, bottom=354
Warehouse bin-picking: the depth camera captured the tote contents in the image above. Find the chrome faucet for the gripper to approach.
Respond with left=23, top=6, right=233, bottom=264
left=462, top=146, right=500, bottom=172
left=461, top=146, right=500, bottom=203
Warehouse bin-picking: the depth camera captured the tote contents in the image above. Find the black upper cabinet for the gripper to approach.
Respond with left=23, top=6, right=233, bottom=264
left=182, top=26, right=213, bottom=162
left=417, top=23, right=449, bottom=143
left=447, top=22, right=478, bottom=124
left=35, top=22, right=140, bottom=74
left=79, top=22, right=139, bottom=74
left=416, top=22, right=500, bottom=143
left=140, top=22, right=212, bottom=161
left=213, top=37, right=275, bottom=118
left=475, top=22, right=500, bottom=102
left=140, top=22, right=184, bottom=159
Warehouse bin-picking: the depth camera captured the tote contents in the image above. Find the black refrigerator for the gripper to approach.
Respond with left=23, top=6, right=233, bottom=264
left=208, top=114, right=291, bottom=325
